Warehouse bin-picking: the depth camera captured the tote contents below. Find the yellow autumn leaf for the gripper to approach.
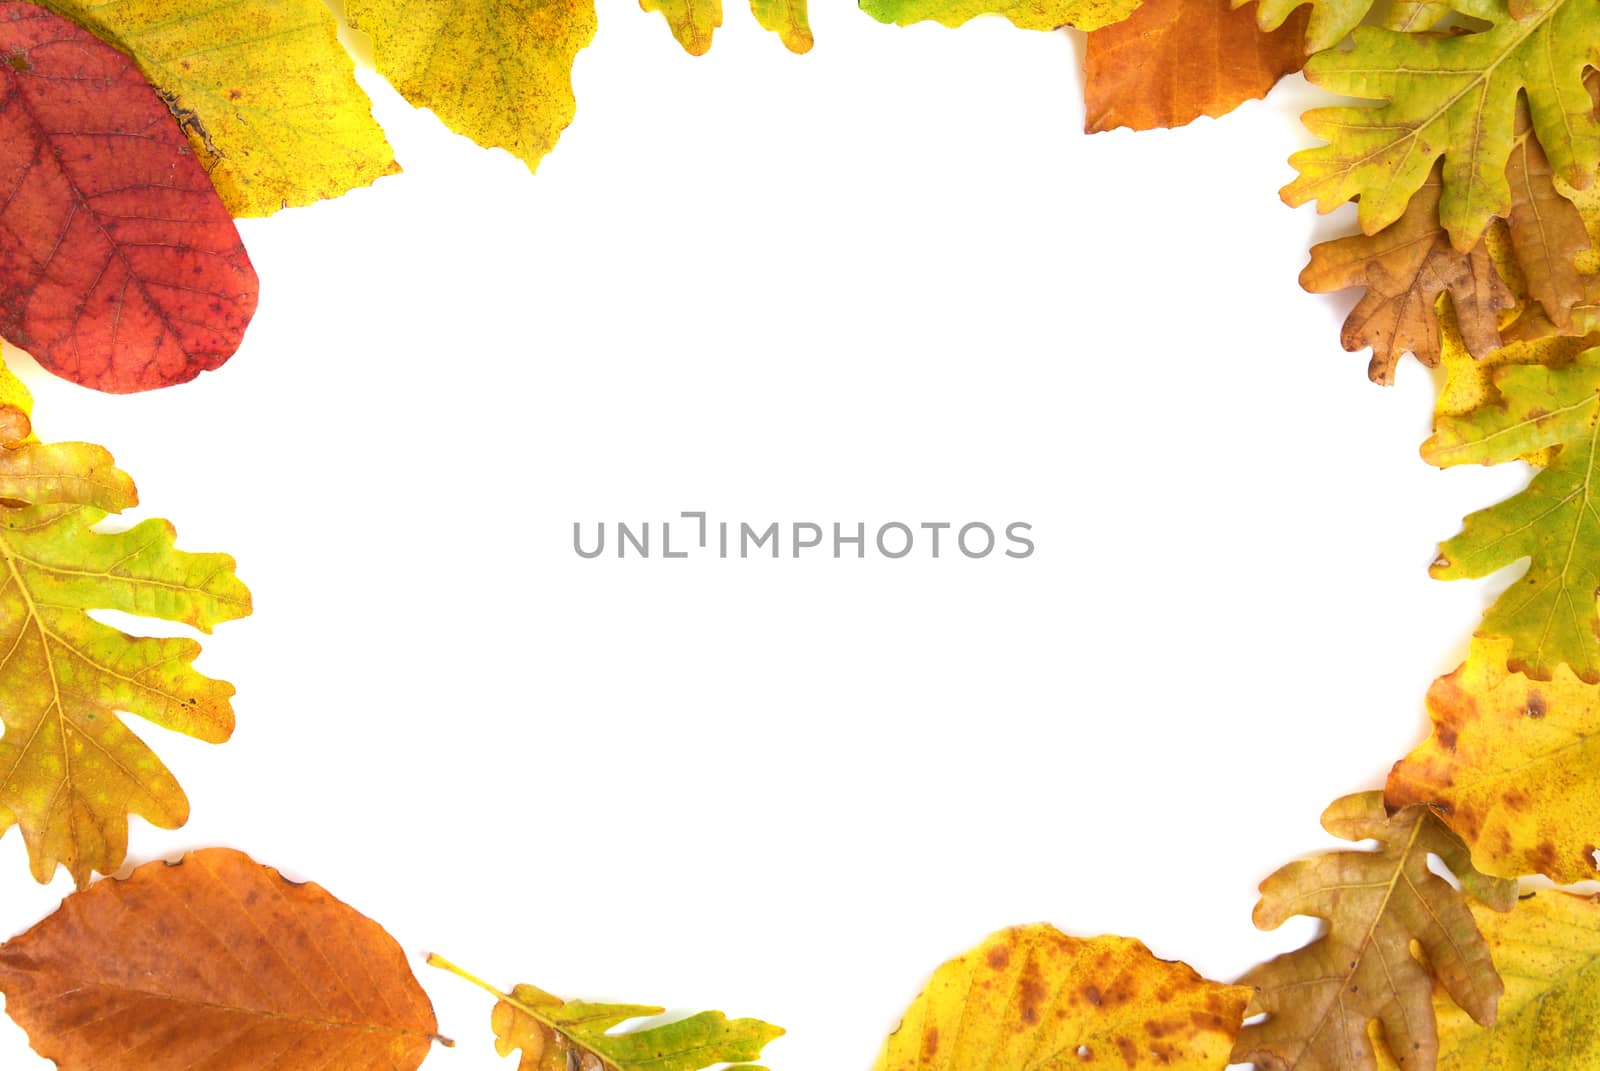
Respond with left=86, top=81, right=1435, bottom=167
left=874, top=924, right=1249, bottom=1071
left=860, top=0, right=1141, bottom=31
left=0, top=393, right=250, bottom=887
left=1376, top=891, right=1600, bottom=1071
left=347, top=0, right=600, bottom=170
left=1387, top=637, right=1600, bottom=884
left=639, top=0, right=811, bottom=55
left=40, top=0, right=399, bottom=217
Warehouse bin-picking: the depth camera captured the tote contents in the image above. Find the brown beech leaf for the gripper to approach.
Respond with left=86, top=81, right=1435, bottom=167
left=1083, top=0, right=1308, bottom=133
left=1301, top=169, right=1512, bottom=384
left=0, top=4, right=257, bottom=393
left=1506, top=103, right=1591, bottom=331
left=1234, top=792, right=1517, bottom=1071
left=0, top=848, right=445, bottom=1069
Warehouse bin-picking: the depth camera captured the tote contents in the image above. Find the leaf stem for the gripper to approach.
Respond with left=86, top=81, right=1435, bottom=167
left=426, top=952, right=512, bottom=1003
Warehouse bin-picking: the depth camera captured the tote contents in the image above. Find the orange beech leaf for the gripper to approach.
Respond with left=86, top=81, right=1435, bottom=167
left=0, top=4, right=257, bottom=393
left=0, top=848, right=446, bottom=1070
left=1083, top=0, right=1308, bottom=134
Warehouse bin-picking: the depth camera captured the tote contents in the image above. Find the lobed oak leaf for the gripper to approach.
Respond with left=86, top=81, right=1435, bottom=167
left=1373, top=891, right=1600, bottom=1071
left=347, top=0, right=602, bottom=170
left=858, top=0, right=1141, bottom=33
left=640, top=0, right=811, bottom=54
left=430, top=955, right=782, bottom=1071
left=0, top=396, right=249, bottom=886
left=1284, top=0, right=1600, bottom=253
left=1083, top=0, right=1307, bottom=134
left=873, top=923, right=1250, bottom=1070
left=0, top=4, right=257, bottom=393
left=41, top=0, right=399, bottom=217
left=1233, top=792, right=1516, bottom=1071
left=1301, top=170, right=1512, bottom=384
left=0, top=848, right=444, bottom=1070
left=1238, top=0, right=1451, bottom=55
left=1426, top=347, right=1600, bottom=682
left=1387, top=638, right=1600, bottom=884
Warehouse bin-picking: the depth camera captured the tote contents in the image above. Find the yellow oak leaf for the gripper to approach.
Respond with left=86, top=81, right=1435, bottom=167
left=0, top=399, right=250, bottom=887
left=1234, top=792, right=1516, bottom=1071
left=429, top=956, right=781, bottom=1071
left=347, top=0, right=600, bottom=169
left=1283, top=0, right=1600, bottom=252
left=641, top=0, right=811, bottom=54
left=1375, top=891, right=1600, bottom=1071
left=859, top=0, right=1142, bottom=33
left=40, top=0, right=399, bottom=217
left=1388, top=638, right=1600, bottom=884
left=874, top=924, right=1249, bottom=1070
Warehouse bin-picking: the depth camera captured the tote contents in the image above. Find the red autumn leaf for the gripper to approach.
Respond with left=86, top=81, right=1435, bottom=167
left=0, top=3, right=257, bottom=393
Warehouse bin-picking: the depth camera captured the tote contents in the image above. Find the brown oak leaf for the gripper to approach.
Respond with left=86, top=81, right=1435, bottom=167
left=1234, top=792, right=1517, bottom=1071
left=1301, top=169, right=1512, bottom=384
left=1505, top=102, right=1591, bottom=332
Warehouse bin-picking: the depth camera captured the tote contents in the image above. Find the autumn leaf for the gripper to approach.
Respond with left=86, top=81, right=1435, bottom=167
left=1240, top=0, right=1448, bottom=54
left=430, top=955, right=783, bottom=1071
left=640, top=0, right=811, bottom=55
left=0, top=848, right=444, bottom=1069
left=873, top=924, right=1249, bottom=1070
left=0, top=4, right=257, bottom=393
left=1371, top=891, right=1600, bottom=1071
left=1506, top=101, right=1592, bottom=332
left=858, top=0, right=1141, bottom=33
left=347, top=0, right=599, bottom=170
left=1082, top=0, right=1306, bottom=133
left=1426, top=347, right=1600, bottom=682
left=0, top=395, right=249, bottom=886
left=1233, top=792, right=1516, bottom=1071
left=1301, top=169, right=1512, bottom=384
left=1387, top=638, right=1600, bottom=884
left=40, top=0, right=399, bottom=217
left=1284, top=0, right=1600, bottom=252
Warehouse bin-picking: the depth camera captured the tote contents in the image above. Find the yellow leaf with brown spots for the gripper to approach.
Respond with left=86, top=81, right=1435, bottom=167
left=347, top=0, right=599, bottom=171
left=641, top=0, right=811, bottom=54
left=0, top=396, right=250, bottom=887
left=1387, top=638, right=1600, bottom=884
left=39, top=0, right=398, bottom=217
left=873, top=923, right=1249, bottom=1071
left=1375, top=891, right=1600, bottom=1071
left=1233, top=792, right=1517, bottom=1071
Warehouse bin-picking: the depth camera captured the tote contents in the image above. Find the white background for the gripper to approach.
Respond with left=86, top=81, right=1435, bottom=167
left=0, top=5, right=1536, bottom=1068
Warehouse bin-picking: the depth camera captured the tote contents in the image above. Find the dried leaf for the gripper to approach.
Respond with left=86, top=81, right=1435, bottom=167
left=1506, top=101, right=1592, bottom=331
left=347, top=0, right=599, bottom=169
left=873, top=924, right=1249, bottom=1070
left=1233, top=792, right=1516, bottom=1071
left=1083, top=0, right=1307, bottom=134
left=1301, top=170, right=1512, bottom=384
left=1284, top=0, right=1600, bottom=252
left=1426, top=347, right=1600, bottom=682
left=0, top=4, right=257, bottom=393
left=41, top=0, right=399, bottom=217
left=858, top=0, right=1142, bottom=33
left=0, top=848, right=443, bottom=1069
left=430, top=955, right=782, bottom=1071
left=0, top=395, right=250, bottom=886
left=1375, top=891, right=1600, bottom=1071
left=1387, top=638, right=1600, bottom=884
